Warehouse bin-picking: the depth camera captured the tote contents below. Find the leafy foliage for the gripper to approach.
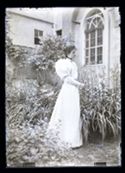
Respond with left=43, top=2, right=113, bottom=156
left=6, top=83, right=77, bottom=167
left=27, top=36, right=68, bottom=71
left=6, top=16, right=120, bottom=165
left=6, top=121, right=74, bottom=166
left=79, top=65, right=121, bottom=143
left=6, top=83, right=58, bottom=127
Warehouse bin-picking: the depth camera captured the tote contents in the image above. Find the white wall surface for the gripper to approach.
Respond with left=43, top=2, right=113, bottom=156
left=8, top=12, right=54, bottom=47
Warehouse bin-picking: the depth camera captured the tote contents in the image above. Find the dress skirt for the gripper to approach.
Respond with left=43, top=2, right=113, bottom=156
left=47, top=81, right=83, bottom=148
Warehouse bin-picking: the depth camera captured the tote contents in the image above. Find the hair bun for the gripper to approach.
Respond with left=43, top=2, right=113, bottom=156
left=64, top=45, right=76, bottom=56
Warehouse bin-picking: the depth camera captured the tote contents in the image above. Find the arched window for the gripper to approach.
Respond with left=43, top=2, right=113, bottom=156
left=85, top=10, right=104, bottom=65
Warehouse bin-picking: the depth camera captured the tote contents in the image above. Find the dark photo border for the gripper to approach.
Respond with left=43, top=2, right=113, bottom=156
left=0, top=0, right=124, bottom=173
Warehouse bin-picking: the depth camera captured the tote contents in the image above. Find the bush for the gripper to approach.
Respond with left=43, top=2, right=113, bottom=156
left=6, top=14, right=78, bottom=166
left=27, top=36, right=72, bottom=86
left=6, top=83, right=61, bottom=166
left=6, top=120, right=77, bottom=167
left=6, top=83, right=77, bottom=167
left=79, top=65, right=121, bottom=143
left=31, top=36, right=68, bottom=71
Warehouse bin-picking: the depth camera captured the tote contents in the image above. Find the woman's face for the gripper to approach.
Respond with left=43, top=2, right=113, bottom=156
left=68, top=50, right=76, bottom=60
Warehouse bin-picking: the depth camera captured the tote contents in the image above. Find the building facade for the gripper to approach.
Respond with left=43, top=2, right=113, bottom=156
left=55, top=7, right=121, bottom=87
left=6, top=8, right=54, bottom=48
left=6, top=7, right=121, bottom=87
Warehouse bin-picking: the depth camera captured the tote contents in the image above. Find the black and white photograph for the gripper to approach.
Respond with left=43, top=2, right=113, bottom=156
left=5, top=7, right=121, bottom=167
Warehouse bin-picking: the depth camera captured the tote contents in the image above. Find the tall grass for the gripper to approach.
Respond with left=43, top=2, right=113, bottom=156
left=79, top=65, right=121, bottom=143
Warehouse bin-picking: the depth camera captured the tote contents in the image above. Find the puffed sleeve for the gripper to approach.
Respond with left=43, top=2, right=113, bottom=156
left=55, top=59, right=84, bottom=88
left=55, top=59, right=71, bottom=80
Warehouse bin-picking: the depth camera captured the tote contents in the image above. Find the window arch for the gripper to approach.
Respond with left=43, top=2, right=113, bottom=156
left=85, top=9, right=104, bottom=65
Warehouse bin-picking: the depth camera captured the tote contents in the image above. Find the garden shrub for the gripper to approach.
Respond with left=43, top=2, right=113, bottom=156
left=6, top=13, right=78, bottom=166
left=79, top=65, right=121, bottom=143
left=6, top=14, right=121, bottom=165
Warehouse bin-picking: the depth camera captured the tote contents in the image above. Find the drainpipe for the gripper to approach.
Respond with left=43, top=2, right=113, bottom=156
left=107, top=9, right=112, bottom=88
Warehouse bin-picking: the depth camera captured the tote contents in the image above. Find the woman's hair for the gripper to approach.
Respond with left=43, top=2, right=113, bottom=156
left=64, top=45, right=76, bottom=57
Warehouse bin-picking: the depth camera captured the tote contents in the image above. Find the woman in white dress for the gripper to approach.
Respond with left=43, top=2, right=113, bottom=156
left=47, top=45, right=84, bottom=148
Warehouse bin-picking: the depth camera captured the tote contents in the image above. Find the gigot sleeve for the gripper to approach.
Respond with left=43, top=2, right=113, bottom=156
left=55, top=59, right=84, bottom=88
left=55, top=59, right=71, bottom=80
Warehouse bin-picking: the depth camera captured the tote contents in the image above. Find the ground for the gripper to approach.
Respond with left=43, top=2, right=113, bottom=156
left=36, top=140, right=121, bottom=167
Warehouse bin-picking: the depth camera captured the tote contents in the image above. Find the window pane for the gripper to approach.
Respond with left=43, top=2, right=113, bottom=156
left=97, top=47, right=103, bottom=63
left=91, top=48, right=95, bottom=56
left=86, top=33, right=89, bottom=39
left=91, top=39, right=95, bottom=46
left=90, top=31, right=95, bottom=39
left=90, top=35, right=94, bottom=46
left=96, top=17, right=102, bottom=26
left=39, top=31, right=43, bottom=36
left=93, top=18, right=97, bottom=26
left=97, top=55, right=102, bottom=64
left=90, top=23, right=95, bottom=30
left=90, top=48, right=95, bottom=64
left=90, top=31, right=95, bottom=46
left=86, top=32, right=89, bottom=48
left=34, top=37, right=40, bottom=45
left=97, top=29, right=103, bottom=45
left=98, top=20, right=104, bottom=28
left=97, top=29, right=102, bottom=37
left=97, top=47, right=102, bottom=55
left=86, top=40, right=89, bottom=48
left=85, top=57, right=89, bottom=64
left=97, top=37, right=102, bottom=45
left=34, top=29, right=38, bottom=37
left=86, top=49, right=89, bottom=56
left=90, top=56, right=95, bottom=64
left=86, top=18, right=91, bottom=30
left=56, top=30, right=62, bottom=36
left=86, top=22, right=89, bottom=30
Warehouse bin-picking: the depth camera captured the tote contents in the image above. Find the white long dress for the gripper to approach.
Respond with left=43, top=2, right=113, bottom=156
left=47, top=58, right=83, bottom=148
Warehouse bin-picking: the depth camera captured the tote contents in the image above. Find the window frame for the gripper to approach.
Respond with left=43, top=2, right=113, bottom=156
left=34, top=29, right=43, bottom=45
left=85, top=11, right=104, bottom=65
